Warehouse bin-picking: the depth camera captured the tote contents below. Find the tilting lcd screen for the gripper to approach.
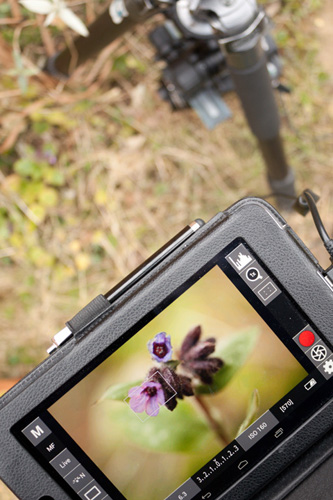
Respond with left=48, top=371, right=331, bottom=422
left=49, top=264, right=307, bottom=500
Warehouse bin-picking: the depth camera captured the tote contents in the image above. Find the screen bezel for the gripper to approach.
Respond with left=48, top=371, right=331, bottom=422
left=12, top=237, right=333, bottom=500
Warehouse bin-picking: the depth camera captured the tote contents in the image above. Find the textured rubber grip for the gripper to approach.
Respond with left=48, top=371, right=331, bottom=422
left=66, top=294, right=111, bottom=335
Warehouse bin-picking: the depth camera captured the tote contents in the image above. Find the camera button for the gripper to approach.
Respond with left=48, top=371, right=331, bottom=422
left=64, top=465, right=94, bottom=494
left=21, top=417, right=52, bottom=446
left=298, top=330, right=315, bottom=347
left=49, top=448, right=80, bottom=478
left=165, top=478, right=201, bottom=499
left=318, top=355, right=333, bottom=380
left=79, top=481, right=109, bottom=500
left=36, top=434, right=65, bottom=461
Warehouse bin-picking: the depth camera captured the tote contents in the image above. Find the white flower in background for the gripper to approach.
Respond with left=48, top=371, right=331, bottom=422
left=19, top=0, right=89, bottom=37
left=109, top=0, right=129, bottom=25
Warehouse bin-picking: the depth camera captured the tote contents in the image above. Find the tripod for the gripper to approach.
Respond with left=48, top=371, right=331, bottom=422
left=46, top=0, right=296, bottom=206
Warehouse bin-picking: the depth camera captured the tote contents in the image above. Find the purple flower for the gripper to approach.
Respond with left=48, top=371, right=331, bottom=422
left=179, top=326, right=223, bottom=385
left=148, top=332, right=173, bottom=363
left=36, top=149, right=57, bottom=165
left=128, top=381, right=165, bottom=417
left=148, top=367, right=194, bottom=411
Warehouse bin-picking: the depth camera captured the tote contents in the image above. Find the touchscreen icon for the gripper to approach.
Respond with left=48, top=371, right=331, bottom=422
left=228, top=252, right=252, bottom=271
left=258, top=282, right=277, bottom=301
left=274, top=428, right=284, bottom=439
left=73, top=472, right=86, bottom=484
left=304, top=378, right=317, bottom=390
left=84, top=486, right=102, bottom=500
left=298, top=330, right=315, bottom=347
left=323, top=359, right=333, bottom=375
left=310, top=344, right=327, bottom=362
left=245, top=268, right=263, bottom=282
left=238, top=460, right=249, bottom=470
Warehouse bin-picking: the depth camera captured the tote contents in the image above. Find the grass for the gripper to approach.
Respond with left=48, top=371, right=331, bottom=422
left=0, top=0, right=332, bottom=380
left=0, top=0, right=332, bottom=495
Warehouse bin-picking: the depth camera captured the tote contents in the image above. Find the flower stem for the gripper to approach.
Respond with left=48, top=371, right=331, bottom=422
left=194, top=394, right=229, bottom=448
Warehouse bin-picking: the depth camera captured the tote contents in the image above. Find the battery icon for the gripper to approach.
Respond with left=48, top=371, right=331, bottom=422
left=304, top=378, right=317, bottom=391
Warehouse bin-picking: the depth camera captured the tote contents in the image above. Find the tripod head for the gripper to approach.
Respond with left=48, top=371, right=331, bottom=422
left=172, top=0, right=261, bottom=39
left=149, top=5, right=282, bottom=128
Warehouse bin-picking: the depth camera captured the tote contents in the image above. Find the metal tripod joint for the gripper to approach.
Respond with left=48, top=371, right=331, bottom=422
left=189, top=0, right=259, bottom=34
left=172, top=0, right=266, bottom=50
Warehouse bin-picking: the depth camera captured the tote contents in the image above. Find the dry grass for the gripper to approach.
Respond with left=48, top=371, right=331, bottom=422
left=0, top=1, right=332, bottom=374
left=0, top=0, right=332, bottom=497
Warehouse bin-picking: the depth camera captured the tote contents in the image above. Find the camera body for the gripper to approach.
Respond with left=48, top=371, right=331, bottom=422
left=0, top=198, right=332, bottom=500
left=149, top=13, right=282, bottom=129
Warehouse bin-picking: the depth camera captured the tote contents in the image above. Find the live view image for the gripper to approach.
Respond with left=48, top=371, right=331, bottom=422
left=50, top=266, right=307, bottom=500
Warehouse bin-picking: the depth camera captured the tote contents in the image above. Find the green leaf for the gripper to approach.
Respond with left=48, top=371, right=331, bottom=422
left=45, top=168, right=65, bottom=187
left=195, top=328, right=260, bottom=395
left=0, top=4, right=11, bottom=16
left=28, top=246, right=54, bottom=267
left=106, top=400, right=211, bottom=453
left=32, top=121, right=50, bottom=134
left=165, top=360, right=180, bottom=370
left=14, top=158, right=43, bottom=180
left=236, top=388, right=260, bottom=436
left=125, top=55, right=147, bottom=73
left=38, top=187, right=59, bottom=207
left=112, top=54, right=130, bottom=76
left=12, top=49, right=39, bottom=93
left=99, top=380, right=143, bottom=402
left=31, top=110, right=77, bottom=130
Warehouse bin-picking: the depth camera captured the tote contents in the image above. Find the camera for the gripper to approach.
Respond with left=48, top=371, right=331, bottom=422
left=1, top=198, right=332, bottom=500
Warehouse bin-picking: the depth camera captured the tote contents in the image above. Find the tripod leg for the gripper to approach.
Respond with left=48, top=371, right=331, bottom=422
left=45, top=1, right=158, bottom=78
left=225, top=42, right=296, bottom=208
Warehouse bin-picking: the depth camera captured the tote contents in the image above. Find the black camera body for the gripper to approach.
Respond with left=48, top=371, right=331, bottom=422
left=148, top=15, right=282, bottom=129
left=0, top=198, right=332, bottom=500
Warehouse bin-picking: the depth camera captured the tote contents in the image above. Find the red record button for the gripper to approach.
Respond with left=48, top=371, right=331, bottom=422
left=299, top=330, right=315, bottom=347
